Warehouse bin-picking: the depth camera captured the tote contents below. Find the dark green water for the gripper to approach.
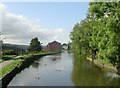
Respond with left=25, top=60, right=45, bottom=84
left=8, top=51, right=120, bottom=86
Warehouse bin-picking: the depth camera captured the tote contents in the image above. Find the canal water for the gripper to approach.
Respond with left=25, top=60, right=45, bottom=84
left=8, top=51, right=120, bottom=86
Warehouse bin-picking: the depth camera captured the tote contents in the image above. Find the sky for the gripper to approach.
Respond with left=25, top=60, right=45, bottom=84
left=0, top=2, right=89, bottom=45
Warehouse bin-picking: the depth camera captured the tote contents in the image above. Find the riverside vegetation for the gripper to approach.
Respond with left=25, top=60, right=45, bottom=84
left=70, top=2, right=120, bottom=74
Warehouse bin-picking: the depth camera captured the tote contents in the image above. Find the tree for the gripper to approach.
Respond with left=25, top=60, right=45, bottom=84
left=70, top=1, right=120, bottom=74
left=87, top=2, right=120, bottom=69
left=70, top=19, right=91, bottom=56
left=28, top=37, right=42, bottom=52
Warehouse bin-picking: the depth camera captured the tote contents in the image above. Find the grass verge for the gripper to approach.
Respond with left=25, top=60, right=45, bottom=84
left=2, top=55, right=17, bottom=60
left=20, top=51, right=60, bottom=59
left=0, top=59, right=22, bottom=79
left=0, top=60, right=3, bottom=63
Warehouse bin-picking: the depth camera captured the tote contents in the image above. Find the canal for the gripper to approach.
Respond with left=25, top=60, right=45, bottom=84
left=8, top=51, right=120, bottom=86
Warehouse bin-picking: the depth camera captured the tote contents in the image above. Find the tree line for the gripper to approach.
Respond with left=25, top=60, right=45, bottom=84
left=70, top=2, right=120, bottom=70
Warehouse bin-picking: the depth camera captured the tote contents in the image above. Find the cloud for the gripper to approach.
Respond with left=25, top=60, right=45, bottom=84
left=1, top=3, right=64, bottom=45
left=0, top=3, right=7, bottom=10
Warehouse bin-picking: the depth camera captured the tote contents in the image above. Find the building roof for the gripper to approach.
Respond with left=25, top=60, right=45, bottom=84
left=48, top=41, right=61, bottom=44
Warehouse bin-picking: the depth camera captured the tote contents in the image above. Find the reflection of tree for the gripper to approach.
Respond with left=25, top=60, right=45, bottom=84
left=118, top=78, right=120, bottom=86
left=72, top=55, right=119, bottom=86
left=49, top=56, right=61, bottom=61
left=32, top=61, right=39, bottom=68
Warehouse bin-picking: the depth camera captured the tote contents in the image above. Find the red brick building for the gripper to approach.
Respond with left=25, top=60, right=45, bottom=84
left=47, top=41, right=61, bottom=52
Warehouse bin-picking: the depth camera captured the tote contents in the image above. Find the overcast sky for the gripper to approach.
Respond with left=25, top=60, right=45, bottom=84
left=1, top=2, right=89, bottom=45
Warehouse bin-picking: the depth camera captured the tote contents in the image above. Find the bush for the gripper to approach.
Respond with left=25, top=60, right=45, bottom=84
left=3, top=50, right=18, bottom=55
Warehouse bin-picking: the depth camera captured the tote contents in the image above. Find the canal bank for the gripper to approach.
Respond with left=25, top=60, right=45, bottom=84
left=1, top=52, right=60, bottom=88
left=86, top=57, right=118, bottom=73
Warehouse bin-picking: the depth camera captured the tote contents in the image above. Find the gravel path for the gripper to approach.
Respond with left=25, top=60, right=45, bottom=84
left=0, top=60, right=15, bottom=69
left=0, top=56, right=22, bottom=70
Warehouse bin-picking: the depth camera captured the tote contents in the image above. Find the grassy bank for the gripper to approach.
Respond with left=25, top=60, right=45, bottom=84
left=2, top=55, right=17, bottom=61
left=0, top=60, right=3, bottom=63
left=19, top=51, right=60, bottom=59
left=0, top=51, right=60, bottom=79
left=0, top=59, right=22, bottom=79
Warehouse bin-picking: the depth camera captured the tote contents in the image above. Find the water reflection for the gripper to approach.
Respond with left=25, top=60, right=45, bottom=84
left=9, top=52, right=73, bottom=86
left=48, top=56, right=61, bottom=61
left=8, top=52, right=120, bottom=86
left=72, top=54, right=120, bottom=86
left=31, top=61, right=39, bottom=68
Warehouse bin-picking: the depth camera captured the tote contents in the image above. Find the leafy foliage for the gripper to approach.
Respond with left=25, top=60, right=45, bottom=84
left=70, top=2, right=120, bottom=68
left=28, top=37, right=42, bottom=52
left=70, top=20, right=91, bottom=55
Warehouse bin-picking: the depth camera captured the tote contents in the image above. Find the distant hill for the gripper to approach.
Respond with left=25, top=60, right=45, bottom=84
left=2, top=43, right=29, bottom=54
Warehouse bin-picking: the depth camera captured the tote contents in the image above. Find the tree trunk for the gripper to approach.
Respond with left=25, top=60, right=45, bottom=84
left=117, top=67, right=120, bottom=75
left=91, top=49, right=95, bottom=63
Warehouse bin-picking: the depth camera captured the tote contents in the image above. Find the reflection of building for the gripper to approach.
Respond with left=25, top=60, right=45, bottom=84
left=47, top=41, right=61, bottom=52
